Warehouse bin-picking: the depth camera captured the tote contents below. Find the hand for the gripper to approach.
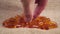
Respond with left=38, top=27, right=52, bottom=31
left=21, top=0, right=32, bottom=22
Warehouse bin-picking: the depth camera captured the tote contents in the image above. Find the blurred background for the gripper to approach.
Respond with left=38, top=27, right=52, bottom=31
left=0, top=0, right=60, bottom=34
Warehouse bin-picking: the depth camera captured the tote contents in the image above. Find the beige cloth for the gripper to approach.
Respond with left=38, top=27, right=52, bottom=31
left=0, top=0, right=60, bottom=34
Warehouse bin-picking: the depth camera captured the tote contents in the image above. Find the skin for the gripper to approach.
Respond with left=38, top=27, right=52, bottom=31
left=33, top=0, right=47, bottom=20
left=21, top=0, right=32, bottom=22
left=21, top=0, right=47, bottom=22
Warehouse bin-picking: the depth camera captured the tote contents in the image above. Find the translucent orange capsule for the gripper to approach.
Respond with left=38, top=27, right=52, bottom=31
left=3, top=15, right=57, bottom=30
